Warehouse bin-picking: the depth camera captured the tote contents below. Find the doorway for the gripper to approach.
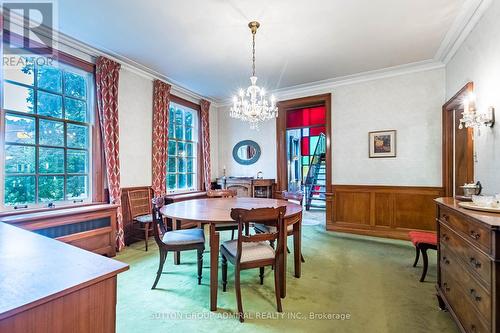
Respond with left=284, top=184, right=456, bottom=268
left=442, top=82, right=475, bottom=197
left=286, top=108, right=327, bottom=210
left=276, top=94, right=332, bottom=226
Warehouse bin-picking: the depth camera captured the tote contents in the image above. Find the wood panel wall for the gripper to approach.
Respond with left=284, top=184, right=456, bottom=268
left=0, top=204, right=118, bottom=257
left=327, top=185, right=444, bottom=240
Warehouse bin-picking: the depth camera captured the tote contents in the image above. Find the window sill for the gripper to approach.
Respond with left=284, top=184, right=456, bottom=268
left=0, top=202, right=117, bottom=222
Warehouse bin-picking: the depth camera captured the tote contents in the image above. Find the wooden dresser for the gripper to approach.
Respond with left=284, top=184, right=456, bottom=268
left=435, top=198, right=500, bottom=333
left=216, top=177, right=275, bottom=198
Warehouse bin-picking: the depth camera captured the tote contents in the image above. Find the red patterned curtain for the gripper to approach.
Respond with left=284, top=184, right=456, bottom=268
left=95, top=56, right=124, bottom=251
left=200, top=99, right=211, bottom=191
left=151, top=80, right=171, bottom=196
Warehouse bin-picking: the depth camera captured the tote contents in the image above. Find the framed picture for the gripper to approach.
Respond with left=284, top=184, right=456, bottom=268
left=369, top=130, right=396, bottom=158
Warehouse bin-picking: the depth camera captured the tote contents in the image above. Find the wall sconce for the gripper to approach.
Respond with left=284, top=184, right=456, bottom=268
left=459, top=93, right=495, bottom=130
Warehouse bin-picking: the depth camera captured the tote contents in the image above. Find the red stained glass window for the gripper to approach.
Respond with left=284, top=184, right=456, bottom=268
left=286, top=106, right=326, bottom=128
left=301, top=137, right=309, bottom=156
left=310, top=126, right=326, bottom=136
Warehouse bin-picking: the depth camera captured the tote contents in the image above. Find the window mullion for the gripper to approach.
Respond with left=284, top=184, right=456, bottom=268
left=62, top=70, right=67, bottom=202
left=34, top=62, right=39, bottom=204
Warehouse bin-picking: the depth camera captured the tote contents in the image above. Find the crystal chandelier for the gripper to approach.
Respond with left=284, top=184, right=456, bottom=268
left=230, top=21, right=278, bottom=129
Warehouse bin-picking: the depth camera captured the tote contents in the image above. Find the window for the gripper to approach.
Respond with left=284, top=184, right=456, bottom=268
left=167, top=101, right=199, bottom=192
left=1, top=57, right=94, bottom=208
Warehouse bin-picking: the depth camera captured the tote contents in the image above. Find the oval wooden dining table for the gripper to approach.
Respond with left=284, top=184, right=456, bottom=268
left=160, top=197, right=303, bottom=311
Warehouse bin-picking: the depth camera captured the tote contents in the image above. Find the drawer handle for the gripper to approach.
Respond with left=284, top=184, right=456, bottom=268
left=442, top=256, right=450, bottom=265
left=470, top=230, right=481, bottom=240
left=442, top=214, right=449, bottom=221
left=471, top=324, right=477, bottom=333
left=441, top=234, right=450, bottom=242
left=469, top=257, right=482, bottom=269
left=470, top=289, right=482, bottom=302
left=443, top=282, right=450, bottom=292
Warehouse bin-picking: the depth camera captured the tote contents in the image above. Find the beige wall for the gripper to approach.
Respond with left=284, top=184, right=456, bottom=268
left=118, top=68, right=153, bottom=187
left=216, top=68, right=446, bottom=187
left=446, top=0, right=500, bottom=194
left=118, top=68, right=219, bottom=188
left=217, top=106, right=277, bottom=179
left=331, top=69, right=445, bottom=186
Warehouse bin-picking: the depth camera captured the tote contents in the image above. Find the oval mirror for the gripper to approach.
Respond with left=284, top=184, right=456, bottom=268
left=232, top=140, right=261, bottom=165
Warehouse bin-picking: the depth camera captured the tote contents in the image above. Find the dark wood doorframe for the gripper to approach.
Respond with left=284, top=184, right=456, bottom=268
left=275, top=93, right=332, bottom=198
left=442, top=82, right=474, bottom=197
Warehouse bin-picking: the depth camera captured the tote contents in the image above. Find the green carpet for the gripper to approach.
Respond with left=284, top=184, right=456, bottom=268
left=115, top=213, right=458, bottom=333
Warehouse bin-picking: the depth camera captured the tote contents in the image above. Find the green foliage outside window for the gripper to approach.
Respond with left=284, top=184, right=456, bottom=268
left=166, top=103, right=198, bottom=191
left=3, top=58, right=92, bottom=207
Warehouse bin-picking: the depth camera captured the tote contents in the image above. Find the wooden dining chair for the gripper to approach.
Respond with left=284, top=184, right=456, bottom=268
left=127, top=189, right=154, bottom=251
left=207, top=189, right=239, bottom=239
left=221, top=206, right=286, bottom=322
left=150, top=196, right=205, bottom=289
left=254, top=190, right=305, bottom=263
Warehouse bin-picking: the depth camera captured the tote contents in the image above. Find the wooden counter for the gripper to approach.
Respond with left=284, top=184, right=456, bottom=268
left=0, top=222, right=129, bottom=333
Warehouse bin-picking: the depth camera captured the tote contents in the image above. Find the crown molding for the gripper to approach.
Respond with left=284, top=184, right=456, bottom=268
left=434, top=0, right=492, bottom=63
left=55, top=32, right=213, bottom=104
left=3, top=10, right=212, bottom=104
left=215, top=59, right=445, bottom=108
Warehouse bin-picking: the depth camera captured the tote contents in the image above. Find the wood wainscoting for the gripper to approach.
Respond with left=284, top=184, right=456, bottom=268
left=327, top=185, right=444, bottom=240
left=0, top=204, right=118, bottom=256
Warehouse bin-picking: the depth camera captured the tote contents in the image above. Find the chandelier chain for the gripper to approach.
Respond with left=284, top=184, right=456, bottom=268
left=252, top=33, right=256, bottom=77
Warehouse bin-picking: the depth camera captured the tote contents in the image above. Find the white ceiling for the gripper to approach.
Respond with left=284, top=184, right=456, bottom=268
left=57, top=0, right=465, bottom=101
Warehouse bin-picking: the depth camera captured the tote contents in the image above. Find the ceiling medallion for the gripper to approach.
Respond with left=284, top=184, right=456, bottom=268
left=230, top=21, right=278, bottom=130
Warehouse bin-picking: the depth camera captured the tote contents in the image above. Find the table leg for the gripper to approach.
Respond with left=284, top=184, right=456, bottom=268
left=293, top=219, right=302, bottom=278
left=279, top=220, right=287, bottom=298
left=173, top=219, right=181, bottom=265
left=203, top=223, right=210, bottom=249
left=210, top=223, right=219, bottom=311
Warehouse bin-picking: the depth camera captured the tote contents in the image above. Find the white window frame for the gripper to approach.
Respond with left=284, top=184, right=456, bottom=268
left=0, top=57, right=94, bottom=211
left=166, top=101, right=199, bottom=194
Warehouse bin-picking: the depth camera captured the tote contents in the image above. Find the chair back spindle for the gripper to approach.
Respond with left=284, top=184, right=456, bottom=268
left=151, top=196, right=168, bottom=244
left=230, top=206, right=286, bottom=263
left=128, top=189, right=152, bottom=219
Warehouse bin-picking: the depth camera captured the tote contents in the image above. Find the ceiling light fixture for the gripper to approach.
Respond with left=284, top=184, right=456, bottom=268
left=230, top=21, right=277, bottom=130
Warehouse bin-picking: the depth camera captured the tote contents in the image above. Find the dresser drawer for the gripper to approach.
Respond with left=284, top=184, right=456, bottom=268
left=441, top=245, right=491, bottom=323
left=440, top=223, right=492, bottom=286
left=439, top=207, right=491, bottom=253
left=441, top=270, right=490, bottom=333
left=252, top=179, right=273, bottom=186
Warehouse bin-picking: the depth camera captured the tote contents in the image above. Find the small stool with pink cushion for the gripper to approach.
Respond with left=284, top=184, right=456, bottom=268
left=408, top=231, right=438, bottom=282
